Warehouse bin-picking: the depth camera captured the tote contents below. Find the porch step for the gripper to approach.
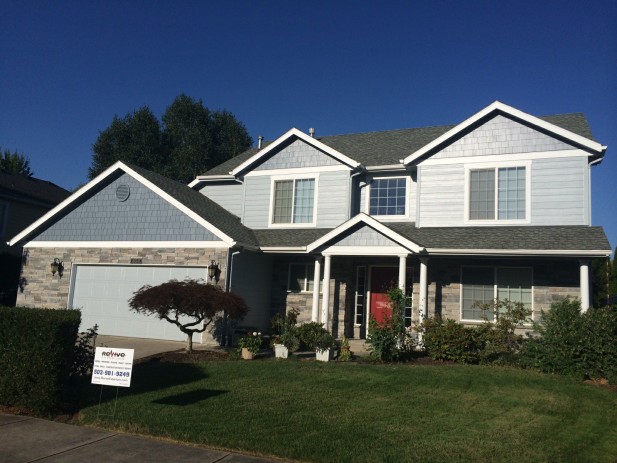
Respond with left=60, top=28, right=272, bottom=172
left=345, top=338, right=368, bottom=354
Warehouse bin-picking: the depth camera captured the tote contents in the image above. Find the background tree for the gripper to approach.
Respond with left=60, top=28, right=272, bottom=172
left=88, top=107, right=163, bottom=179
left=128, top=279, right=249, bottom=352
left=89, top=95, right=252, bottom=183
left=0, top=147, right=33, bottom=176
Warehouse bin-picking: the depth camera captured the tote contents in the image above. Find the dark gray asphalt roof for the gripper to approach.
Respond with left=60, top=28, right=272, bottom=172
left=0, top=171, right=70, bottom=206
left=252, top=228, right=332, bottom=247
left=386, top=223, right=610, bottom=251
left=204, top=113, right=594, bottom=175
left=126, top=163, right=258, bottom=247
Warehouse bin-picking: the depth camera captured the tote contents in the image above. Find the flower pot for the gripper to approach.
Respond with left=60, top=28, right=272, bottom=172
left=241, top=348, right=254, bottom=360
left=274, top=343, right=289, bottom=359
left=316, top=348, right=338, bottom=362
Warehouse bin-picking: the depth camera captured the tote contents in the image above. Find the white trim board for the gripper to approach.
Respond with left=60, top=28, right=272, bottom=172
left=23, top=241, right=230, bottom=249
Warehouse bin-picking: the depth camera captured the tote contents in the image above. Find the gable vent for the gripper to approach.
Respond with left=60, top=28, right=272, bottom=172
left=115, top=184, right=130, bottom=202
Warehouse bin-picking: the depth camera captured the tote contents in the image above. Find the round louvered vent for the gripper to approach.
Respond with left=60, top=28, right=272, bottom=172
left=115, top=184, right=130, bottom=202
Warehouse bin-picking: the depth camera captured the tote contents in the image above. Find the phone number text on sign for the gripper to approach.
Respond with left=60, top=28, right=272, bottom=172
left=91, top=347, right=134, bottom=387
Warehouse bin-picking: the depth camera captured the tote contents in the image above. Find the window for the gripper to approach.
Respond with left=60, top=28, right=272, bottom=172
left=272, top=178, right=315, bottom=225
left=288, top=263, right=318, bottom=292
left=461, top=266, right=532, bottom=321
left=469, top=166, right=526, bottom=221
left=369, top=177, right=406, bottom=216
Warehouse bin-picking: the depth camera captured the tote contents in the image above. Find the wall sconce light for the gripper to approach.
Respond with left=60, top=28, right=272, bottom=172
left=51, top=258, right=64, bottom=278
left=208, top=260, right=220, bottom=282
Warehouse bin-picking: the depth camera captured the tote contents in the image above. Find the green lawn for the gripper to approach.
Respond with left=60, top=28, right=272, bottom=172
left=79, top=358, right=617, bottom=463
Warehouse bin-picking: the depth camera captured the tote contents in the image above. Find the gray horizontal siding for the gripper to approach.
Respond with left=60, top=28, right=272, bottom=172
left=255, top=139, right=341, bottom=170
left=531, top=157, right=588, bottom=225
left=316, top=170, right=350, bottom=227
left=200, top=182, right=243, bottom=217
left=242, top=176, right=271, bottom=228
left=33, top=174, right=220, bottom=242
left=434, top=115, right=575, bottom=159
left=418, top=164, right=465, bottom=226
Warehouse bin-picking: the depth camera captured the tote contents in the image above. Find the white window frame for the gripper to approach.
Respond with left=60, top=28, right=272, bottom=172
left=365, top=176, right=410, bottom=220
left=464, top=160, right=531, bottom=225
left=287, top=262, right=321, bottom=293
left=269, top=174, right=318, bottom=227
left=459, top=265, right=534, bottom=323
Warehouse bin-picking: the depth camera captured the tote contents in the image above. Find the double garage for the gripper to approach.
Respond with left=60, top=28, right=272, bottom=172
left=69, top=264, right=209, bottom=342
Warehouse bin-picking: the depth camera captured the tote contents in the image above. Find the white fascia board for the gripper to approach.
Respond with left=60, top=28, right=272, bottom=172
left=403, top=101, right=605, bottom=165
left=9, top=161, right=236, bottom=247
left=230, top=128, right=361, bottom=176
left=365, top=164, right=406, bottom=172
left=189, top=174, right=237, bottom=188
left=306, top=213, right=423, bottom=253
left=23, top=241, right=231, bottom=249
left=426, top=248, right=611, bottom=257
left=323, top=246, right=410, bottom=256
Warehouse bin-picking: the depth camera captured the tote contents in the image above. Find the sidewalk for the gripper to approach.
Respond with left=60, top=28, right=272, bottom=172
left=0, top=413, right=285, bottom=463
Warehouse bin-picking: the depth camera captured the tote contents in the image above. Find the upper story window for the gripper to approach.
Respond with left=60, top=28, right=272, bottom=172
left=467, top=163, right=530, bottom=223
left=271, top=177, right=316, bottom=225
left=369, top=177, right=407, bottom=217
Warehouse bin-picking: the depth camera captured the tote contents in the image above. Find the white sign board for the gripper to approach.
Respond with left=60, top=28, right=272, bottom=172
left=91, top=347, right=134, bottom=387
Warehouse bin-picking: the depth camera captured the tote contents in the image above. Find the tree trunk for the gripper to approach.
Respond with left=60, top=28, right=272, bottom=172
left=186, top=332, right=193, bottom=353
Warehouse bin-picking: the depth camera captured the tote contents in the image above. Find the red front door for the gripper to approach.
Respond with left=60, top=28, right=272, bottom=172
left=370, top=267, right=398, bottom=325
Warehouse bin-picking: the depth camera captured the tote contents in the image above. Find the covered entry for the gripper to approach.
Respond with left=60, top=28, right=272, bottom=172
left=69, top=264, right=208, bottom=341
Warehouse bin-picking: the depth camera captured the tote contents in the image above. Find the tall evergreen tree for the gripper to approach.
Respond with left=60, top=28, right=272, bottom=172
left=0, top=147, right=33, bottom=176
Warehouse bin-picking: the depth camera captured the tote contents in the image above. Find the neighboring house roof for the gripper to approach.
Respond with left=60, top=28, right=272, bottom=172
left=9, top=162, right=259, bottom=248
left=199, top=101, right=600, bottom=178
left=0, top=171, right=70, bottom=206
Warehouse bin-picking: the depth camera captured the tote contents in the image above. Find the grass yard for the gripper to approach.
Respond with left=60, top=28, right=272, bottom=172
left=79, top=357, right=617, bottom=463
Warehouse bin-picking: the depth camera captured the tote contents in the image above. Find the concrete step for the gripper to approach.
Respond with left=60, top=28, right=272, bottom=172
left=345, top=338, right=368, bottom=353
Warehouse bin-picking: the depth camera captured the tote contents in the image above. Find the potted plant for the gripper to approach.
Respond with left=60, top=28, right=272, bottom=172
left=315, top=330, right=337, bottom=362
left=271, top=309, right=300, bottom=359
left=238, top=332, right=262, bottom=360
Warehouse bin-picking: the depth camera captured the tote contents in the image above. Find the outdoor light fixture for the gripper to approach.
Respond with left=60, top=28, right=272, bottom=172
left=208, top=260, right=220, bottom=282
left=51, top=258, right=64, bottom=278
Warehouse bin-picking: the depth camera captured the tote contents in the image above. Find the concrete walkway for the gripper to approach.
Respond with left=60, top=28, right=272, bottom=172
left=0, top=414, right=286, bottom=463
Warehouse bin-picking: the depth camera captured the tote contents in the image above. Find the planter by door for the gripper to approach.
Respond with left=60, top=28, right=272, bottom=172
left=274, top=343, right=289, bottom=359
left=316, top=348, right=338, bottom=362
left=241, top=348, right=254, bottom=360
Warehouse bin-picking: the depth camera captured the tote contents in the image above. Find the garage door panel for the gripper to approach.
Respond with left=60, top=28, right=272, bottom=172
left=71, top=265, right=209, bottom=342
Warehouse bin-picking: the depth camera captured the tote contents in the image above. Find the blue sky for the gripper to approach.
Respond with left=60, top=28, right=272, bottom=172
left=1, top=1, right=616, bottom=250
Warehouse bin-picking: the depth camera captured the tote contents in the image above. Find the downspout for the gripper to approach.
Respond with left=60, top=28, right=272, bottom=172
left=588, top=157, right=602, bottom=225
left=348, top=167, right=365, bottom=219
left=224, top=248, right=242, bottom=346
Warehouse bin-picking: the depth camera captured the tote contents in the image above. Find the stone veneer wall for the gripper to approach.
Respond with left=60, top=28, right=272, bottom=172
left=17, top=247, right=228, bottom=308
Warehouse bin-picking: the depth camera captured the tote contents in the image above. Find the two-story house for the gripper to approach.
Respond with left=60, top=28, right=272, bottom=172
left=9, top=102, right=611, bottom=343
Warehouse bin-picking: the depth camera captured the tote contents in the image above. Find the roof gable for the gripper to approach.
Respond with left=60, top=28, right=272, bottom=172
left=9, top=162, right=258, bottom=248
left=0, top=172, right=70, bottom=206
left=402, top=101, right=606, bottom=165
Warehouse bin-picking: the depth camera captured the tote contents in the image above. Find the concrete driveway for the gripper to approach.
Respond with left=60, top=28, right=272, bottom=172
left=95, top=335, right=216, bottom=359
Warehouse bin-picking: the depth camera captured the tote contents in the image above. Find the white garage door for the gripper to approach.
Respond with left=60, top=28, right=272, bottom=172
left=70, top=265, right=208, bottom=341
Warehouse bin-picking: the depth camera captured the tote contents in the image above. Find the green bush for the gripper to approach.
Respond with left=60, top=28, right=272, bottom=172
left=421, top=317, right=479, bottom=363
left=0, top=306, right=81, bottom=414
left=520, top=299, right=617, bottom=382
left=366, top=287, right=413, bottom=361
left=297, top=322, right=327, bottom=350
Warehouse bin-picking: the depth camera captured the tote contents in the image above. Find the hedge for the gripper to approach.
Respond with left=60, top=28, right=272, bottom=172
left=0, top=306, right=81, bottom=414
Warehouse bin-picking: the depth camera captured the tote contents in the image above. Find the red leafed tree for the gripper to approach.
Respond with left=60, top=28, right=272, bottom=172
left=129, top=279, right=248, bottom=352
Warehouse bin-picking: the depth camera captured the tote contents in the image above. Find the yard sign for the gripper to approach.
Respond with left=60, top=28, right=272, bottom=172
left=91, top=347, right=134, bottom=387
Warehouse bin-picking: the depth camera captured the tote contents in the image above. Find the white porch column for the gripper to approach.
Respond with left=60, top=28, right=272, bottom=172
left=311, top=257, right=321, bottom=322
left=419, top=258, right=429, bottom=321
left=321, top=255, right=332, bottom=328
left=580, top=259, right=590, bottom=313
left=398, top=255, right=407, bottom=291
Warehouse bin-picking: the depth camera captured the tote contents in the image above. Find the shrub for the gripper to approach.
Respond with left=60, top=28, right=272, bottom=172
left=71, top=324, right=98, bottom=378
left=366, top=286, right=413, bottom=361
left=271, top=308, right=301, bottom=352
left=421, top=317, right=479, bottom=363
left=339, top=336, right=353, bottom=361
left=238, top=332, right=263, bottom=354
left=520, top=299, right=617, bottom=382
left=0, top=306, right=81, bottom=415
left=297, top=322, right=327, bottom=350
